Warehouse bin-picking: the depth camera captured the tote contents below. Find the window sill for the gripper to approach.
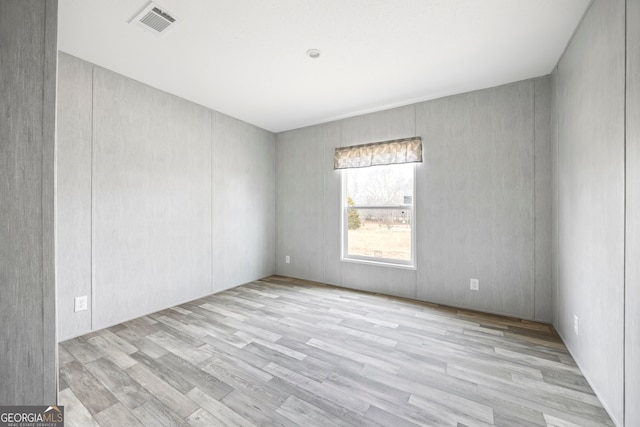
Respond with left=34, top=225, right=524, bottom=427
left=340, top=257, right=416, bottom=271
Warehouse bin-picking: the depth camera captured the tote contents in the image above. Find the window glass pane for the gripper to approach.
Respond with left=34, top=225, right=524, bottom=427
left=344, top=163, right=414, bottom=265
left=346, top=163, right=413, bottom=206
left=347, top=207, right=412, bottom=261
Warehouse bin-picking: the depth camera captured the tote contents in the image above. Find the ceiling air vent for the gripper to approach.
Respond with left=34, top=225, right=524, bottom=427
left=130, top=2, right=179, bottom=37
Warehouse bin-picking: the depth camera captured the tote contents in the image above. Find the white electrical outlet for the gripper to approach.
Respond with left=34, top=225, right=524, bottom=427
left=574, top=315, right=579, bottom=336
left=75, top=296, right=88, bottom=312
left=470, top=278, right=479, bottom=291
left=285, top=255, right=290, bottom=264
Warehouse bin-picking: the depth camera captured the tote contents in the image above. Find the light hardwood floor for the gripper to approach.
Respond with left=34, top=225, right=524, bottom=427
left=59, top=276, right=614, bottom=426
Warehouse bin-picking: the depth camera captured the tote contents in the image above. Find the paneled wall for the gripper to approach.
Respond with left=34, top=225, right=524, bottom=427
left=552, top=1, right=626, bottom=424
left=211, top=111, right=276, bottom=290
left=534, top=78, right=553, bottom=321
left=276, top=77, right=552, bottom=321
left=57, top=53, right=275, bottom=340
left=57, top=54, right=95, bottom=339
left=0, top=0, right=58, bottom=404
left=92, top=67, right=214, bottom=329
left=416, top=81, right=535, bottom=319
left=626, top=1, right=640, bottom=425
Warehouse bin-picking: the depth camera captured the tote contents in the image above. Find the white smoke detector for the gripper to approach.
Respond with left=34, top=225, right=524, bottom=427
left=130, top=2, right=179, bottom=37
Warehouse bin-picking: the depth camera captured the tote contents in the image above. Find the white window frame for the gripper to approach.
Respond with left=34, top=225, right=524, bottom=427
left=340, top=164, right=417, bottom=269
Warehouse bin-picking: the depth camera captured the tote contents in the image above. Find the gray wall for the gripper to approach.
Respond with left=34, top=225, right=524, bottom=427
left=552, top=1, right=626, bottom=424
left=276, top=77, right=553, bottom=322
left=56, top=53, right=93, bottom=339
left=211, top=111, right=276, bottom=290
left=92, top=67, right=214, bottom=329
left=626, top=1, right=640, bottom=425
left=57, top=53, right=276, bottom=340
left=0, top=0, right=58, bottom=404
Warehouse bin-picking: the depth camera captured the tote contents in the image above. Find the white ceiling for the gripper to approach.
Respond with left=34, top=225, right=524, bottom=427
left=58, top=0, right=590, bottom=133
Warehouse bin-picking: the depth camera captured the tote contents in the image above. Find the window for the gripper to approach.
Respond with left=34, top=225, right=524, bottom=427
left=342, top=163, right=415, bottom=267
left=335, top=136, right=421, bottom=267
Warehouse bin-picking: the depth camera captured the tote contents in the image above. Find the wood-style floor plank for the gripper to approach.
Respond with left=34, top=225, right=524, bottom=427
left=59, top=360, right=119, bottom=416
left=59, top=276, right=615, bottom=426
left=58, top=388, right=101, bottom=427
left=93, top=402, right=144, bottom=427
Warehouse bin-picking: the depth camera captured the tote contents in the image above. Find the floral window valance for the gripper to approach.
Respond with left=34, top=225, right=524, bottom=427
left=333, top=137, right=422, bottom=170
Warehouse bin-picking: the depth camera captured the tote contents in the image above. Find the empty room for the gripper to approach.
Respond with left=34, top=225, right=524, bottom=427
left=1, top=0, right=638, bottom=426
